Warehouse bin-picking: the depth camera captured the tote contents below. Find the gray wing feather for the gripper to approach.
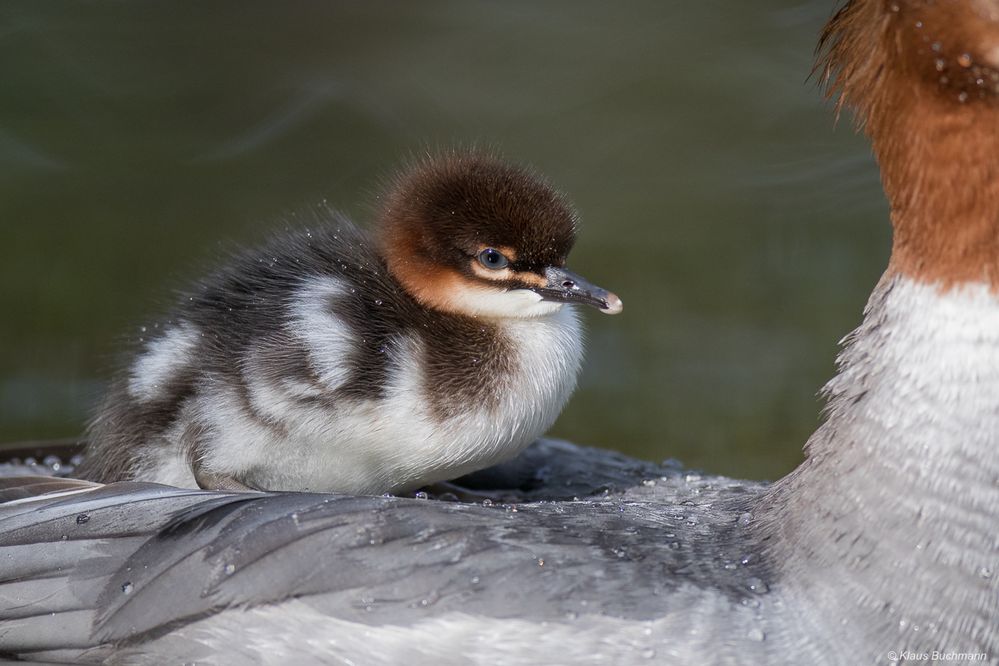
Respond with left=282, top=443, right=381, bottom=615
left=0, top=441, right=767, bottom=661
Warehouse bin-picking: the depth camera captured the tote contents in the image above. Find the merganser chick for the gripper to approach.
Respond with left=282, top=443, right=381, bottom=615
left=75, top=152, right=622, bottom=493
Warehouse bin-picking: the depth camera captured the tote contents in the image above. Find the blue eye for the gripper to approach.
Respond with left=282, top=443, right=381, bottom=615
left=477, top=248, right=509, bottom=270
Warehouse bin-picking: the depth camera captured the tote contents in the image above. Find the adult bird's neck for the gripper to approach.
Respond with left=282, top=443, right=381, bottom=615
left=751, top=0, right=999, bottom=655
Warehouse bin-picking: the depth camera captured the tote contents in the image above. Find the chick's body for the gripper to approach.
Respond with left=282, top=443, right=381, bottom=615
left=79, top=154, right=620, bottom=493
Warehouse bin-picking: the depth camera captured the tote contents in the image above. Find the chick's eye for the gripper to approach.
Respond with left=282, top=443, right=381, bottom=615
left=477, top=248, right=509, bottom=270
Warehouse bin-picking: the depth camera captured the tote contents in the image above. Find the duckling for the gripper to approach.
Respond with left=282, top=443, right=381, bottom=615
left=76, top=152, right=622, bottom=493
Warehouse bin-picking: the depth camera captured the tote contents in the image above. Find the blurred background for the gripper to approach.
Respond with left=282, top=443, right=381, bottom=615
left=0, top=0, right=888, bottom=481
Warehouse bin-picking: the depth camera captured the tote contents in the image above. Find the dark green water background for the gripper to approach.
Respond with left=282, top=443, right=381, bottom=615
left=0, top=1, right=889, bottom=481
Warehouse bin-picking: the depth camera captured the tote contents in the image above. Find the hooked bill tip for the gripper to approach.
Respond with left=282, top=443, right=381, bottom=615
left=601, top=292, right=624, bottom=315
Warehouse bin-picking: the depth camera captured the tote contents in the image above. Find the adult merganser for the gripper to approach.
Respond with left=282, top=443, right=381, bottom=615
left=1, top=1, right=997, bottom=663
left=74, top=152, right=622, bottom=494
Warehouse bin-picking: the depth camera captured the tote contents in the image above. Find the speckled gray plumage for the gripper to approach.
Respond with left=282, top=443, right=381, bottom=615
left=0, top=439, right=780, bottom=665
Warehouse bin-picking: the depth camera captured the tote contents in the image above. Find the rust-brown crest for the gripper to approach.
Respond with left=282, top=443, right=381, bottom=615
left=819, top=0, right=999, bottom=288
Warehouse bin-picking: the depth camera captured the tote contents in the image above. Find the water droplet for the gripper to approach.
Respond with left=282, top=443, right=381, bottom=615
left=668, top=541, right=681, bottom=550
left=76, top=513, right=90, bottom=525
left=958, top=91, right=969, bottom=103
left=224, top=563, right=236, bottom=575
left=121, top=582, right=133, bottom=595
left=374, top=299, right=383, bottom=306
left=746, top=577, right=769, bottom=594
left=931, top=41, right=942, bottom=52
left=481, top=498, right=494, bottom=507
left=537, top=558, right=545, bottom=567
left=737, top=512, right=753, bottom=527
left=747, top=628, right=765, bottom=642
left=641, top=479, right=656, bottom=487
left=979, top=567, right=993, bottom=579
left=958, top=53, right=973, bottom=68
left=935, top=58, right=946, bottom=72
left=414, top=491, right=429, bottom=500
left=470, top=576, right=480, bottom=584
left=914, top=20, right=923, bottom=28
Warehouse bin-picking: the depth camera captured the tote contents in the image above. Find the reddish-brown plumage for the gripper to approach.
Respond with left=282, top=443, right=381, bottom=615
left=377, top=152, right=579, bottom=313
left=820, top=0, right=999, bottom=288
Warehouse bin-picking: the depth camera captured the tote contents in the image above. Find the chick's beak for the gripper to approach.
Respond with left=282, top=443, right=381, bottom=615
left=535, top=266, right=623, bottom=314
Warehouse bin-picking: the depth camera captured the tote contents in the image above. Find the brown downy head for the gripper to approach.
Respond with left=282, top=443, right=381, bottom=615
left=377, top=151, right=623, bottom=318
left=819, top=0, right=999, bottom=288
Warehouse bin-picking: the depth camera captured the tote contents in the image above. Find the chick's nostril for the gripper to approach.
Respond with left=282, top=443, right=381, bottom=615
left=562, top=280, right=575, bottom=289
